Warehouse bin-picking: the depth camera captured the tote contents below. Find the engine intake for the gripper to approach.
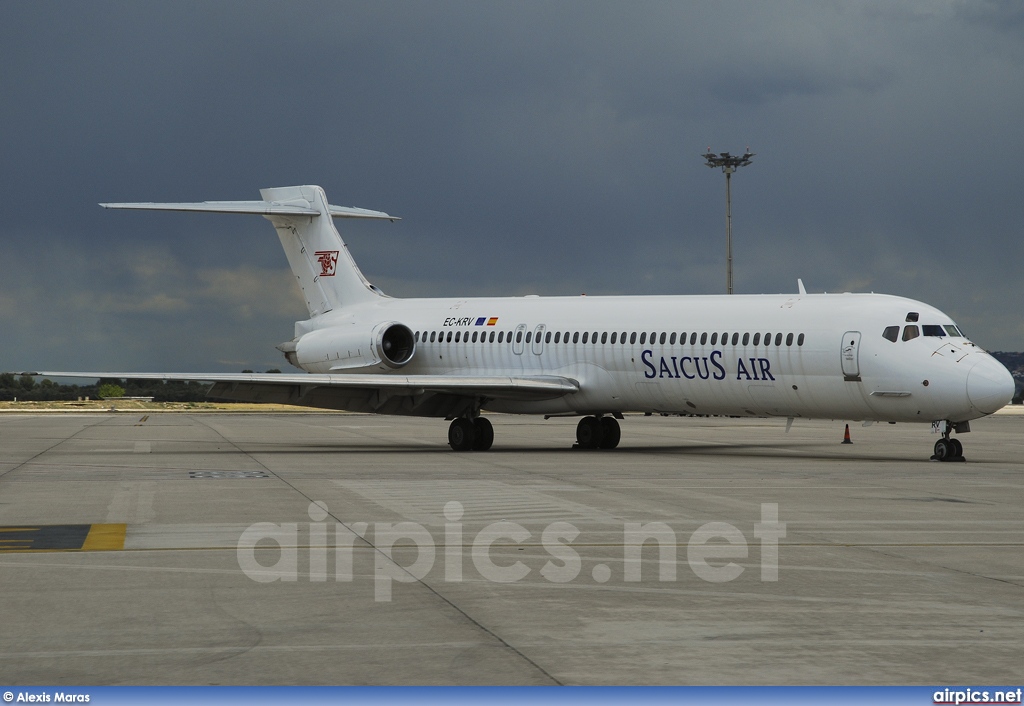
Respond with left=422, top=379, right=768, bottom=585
left=376, top=322, right=415, bottom=368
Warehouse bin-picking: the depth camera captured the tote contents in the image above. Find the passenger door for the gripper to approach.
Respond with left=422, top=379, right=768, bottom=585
left=841, top=331, right=861, bottom=381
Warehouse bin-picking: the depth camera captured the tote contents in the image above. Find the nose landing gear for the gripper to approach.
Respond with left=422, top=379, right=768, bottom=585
left=931, top=432, right=965, bottom=462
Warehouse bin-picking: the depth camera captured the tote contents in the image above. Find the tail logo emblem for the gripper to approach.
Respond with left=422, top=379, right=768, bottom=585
left=314, top=251, right=339, bottom=277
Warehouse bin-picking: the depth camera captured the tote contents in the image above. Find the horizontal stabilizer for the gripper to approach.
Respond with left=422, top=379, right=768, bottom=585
left=100, top=201, right=399, bottom=220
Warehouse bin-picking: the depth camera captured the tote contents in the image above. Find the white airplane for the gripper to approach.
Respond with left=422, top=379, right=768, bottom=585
left=32, top=185, right=1014, bottom=460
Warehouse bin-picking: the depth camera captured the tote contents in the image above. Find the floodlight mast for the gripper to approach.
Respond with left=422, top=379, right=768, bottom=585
left=703, top=149, right=755, bottom=294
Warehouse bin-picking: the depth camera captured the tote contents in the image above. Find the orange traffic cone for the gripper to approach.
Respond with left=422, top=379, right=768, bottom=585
left=842, top=424, right=853, bottom=444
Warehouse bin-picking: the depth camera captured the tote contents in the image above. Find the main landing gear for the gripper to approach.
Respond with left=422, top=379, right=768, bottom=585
left=447, top=416, right=494, bottom=452
left=574, top=416, right=621, bottom=450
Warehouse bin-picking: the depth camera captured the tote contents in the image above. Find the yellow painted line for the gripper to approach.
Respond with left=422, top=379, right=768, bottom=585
left=0, top=527, right=40, bottom=532
left=81, top=524, right=127, bottom=551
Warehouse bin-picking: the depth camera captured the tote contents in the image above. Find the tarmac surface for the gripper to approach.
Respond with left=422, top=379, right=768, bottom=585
left=0, top=410, right=1021, bottom=685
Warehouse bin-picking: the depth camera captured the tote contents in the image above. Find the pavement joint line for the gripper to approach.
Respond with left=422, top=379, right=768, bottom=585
left=188, top=412, right=565, bottom=686
left=0, top=415, right=111, bottom=481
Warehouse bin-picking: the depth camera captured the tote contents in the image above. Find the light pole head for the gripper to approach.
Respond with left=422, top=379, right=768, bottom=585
left=703, top=149, right=755, bottom=173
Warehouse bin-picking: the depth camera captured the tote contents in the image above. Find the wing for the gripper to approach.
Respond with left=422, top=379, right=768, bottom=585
left=25, top=371, right=579, bottom=411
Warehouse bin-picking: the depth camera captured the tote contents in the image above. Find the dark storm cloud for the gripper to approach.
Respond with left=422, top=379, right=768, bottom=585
left=2, top=1, right=1022, bottom=373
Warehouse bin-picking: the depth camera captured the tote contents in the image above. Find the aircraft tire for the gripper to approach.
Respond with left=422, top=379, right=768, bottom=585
left=472, top=417, right=494, bottom=451
left=949, top=437, right=963, bottom=458
left=448, top=418, right=478, bottom=451
left=933, top=438, right=950, bottom=461
left=598, top=417, right=621, bottom=449
left=576, top=416, right=604, bottom=449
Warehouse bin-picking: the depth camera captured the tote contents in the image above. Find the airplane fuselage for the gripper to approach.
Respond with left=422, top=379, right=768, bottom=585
left=289, top=291, right=1010, bottom=424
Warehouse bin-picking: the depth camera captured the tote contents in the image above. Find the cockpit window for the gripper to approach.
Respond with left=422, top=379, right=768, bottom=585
left=902, top=325, right=920, bottom=342
left=882, top=326, right=899, bottom=343
left=922, top=325, right=947, bottom=337
left=944, top=325, right=963, bottom=337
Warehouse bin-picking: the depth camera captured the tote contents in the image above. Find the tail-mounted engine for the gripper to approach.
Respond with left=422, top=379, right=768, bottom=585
left=374, top=322, right=415, bottom=368
left=288, top=321, right=416, bottom=372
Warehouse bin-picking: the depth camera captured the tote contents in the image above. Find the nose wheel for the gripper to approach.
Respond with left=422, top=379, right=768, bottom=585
left=932, top=436, right=965, bottom=462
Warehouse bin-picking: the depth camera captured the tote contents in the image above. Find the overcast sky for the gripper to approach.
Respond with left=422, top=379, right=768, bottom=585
left=2, top=1, right=1023, bottom=373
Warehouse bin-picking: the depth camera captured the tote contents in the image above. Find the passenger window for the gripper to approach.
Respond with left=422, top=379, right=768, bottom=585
left=489, top=331, right=495, bottom=343
left=640, top=333, right=647, bottom=344
left=545, top=331, right=552, bottom=343
left=669, top=333, right=676, bottom=345
left=700, top=332, right=708, bottom=345
left=721, top=332, right=728, bottom=343
left=922, top=325, right=946, bottom=337
left=764, top=333, right=771, bottom=345
left=659, top=332, right=666, bottom=345
left=447, top=331, right=454, bottom=343
left=786, top=333, right=793, bottom=346
left=710, top=333, right=718, bottom=345
left=775, top=333, right=783, bottom=346
left=882, top=326, right=899, bottom=343
left=553, top=331, right=560, bottom=344
left=732, top=332, right=739, bottom=345
left=592, top=331, right=598, bottom=343
left=526, top=331, right=532, bottom=344
left=902, top=325, right=919, bottom=341
left=679, top=332, right=687, bottom=344
left=797, top=333, right=805, bottom=346
left=630, top=332, right=637, bottom=344
left=690, top=332, right=697, bottom=345
left=582, top=332, right=589, bottom=344
left=610, top=332, right=618, bottom=344
left=515, top=331, right=523, bottom=344
left=601, top=332, right=608, bottom=344
left=742, top=332, right=750, bottom=345
left=753, top=333, right=760, bottom=346
left=573, top=332, right=580, bottom=344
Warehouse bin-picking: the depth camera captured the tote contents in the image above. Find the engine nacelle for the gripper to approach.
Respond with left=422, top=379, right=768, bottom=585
left=373, top=321, right=416, bottom=368
left=292, top=321, right=416, bottom=372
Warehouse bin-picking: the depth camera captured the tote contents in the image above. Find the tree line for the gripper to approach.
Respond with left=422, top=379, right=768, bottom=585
left=0, top=373, right=213, bottom=402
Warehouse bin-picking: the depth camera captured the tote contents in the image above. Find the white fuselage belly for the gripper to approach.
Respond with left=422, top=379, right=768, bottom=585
left=295, top=292, right=1003, bottom=424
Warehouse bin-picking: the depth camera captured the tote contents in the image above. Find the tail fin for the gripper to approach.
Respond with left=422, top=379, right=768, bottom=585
left=101, top=185, right=399, bottom=317
left=259, top=185, right=389, bottom=315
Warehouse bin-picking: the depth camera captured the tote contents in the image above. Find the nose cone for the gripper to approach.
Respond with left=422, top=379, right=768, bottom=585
left=967, top=357, right=1015, bottom=414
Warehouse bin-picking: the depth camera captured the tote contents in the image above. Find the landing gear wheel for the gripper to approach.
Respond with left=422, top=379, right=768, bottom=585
left=576, top=416, right=604, bottom=449
left=472, top=417, right=494, bottom=451
left=448, top=418, right=478, bottom=451
left=598, top=417, right=621, bottom=449
left=949, top=438, right=963, bottom=458
left=933, top=437, right=966, bottom=462
left=933, top=438, right=951, bottom=461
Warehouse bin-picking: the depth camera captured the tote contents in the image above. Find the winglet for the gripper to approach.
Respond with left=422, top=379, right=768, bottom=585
left=797, top=279, right=807, bottom=295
